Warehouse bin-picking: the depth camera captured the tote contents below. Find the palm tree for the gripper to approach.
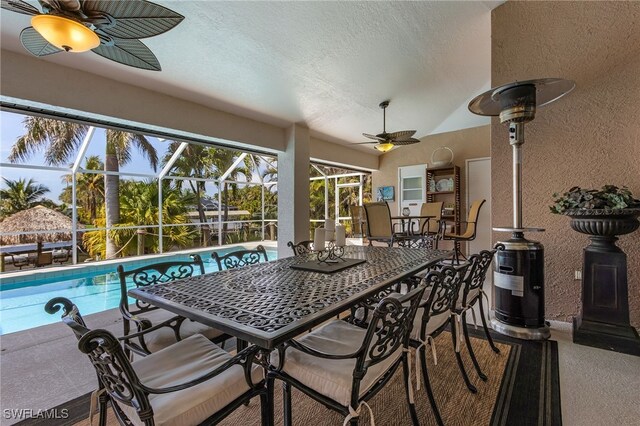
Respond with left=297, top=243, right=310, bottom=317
left=83, top=180, right=196, bottom=258
left=60, top=156, right=104, bottom=223
left=163, top=142, right=215, bottom=246
left=8, top=116, right=158, bottom=258
left=0, top=177, right=50, bottom=216
left=210, top=149, right=256, bottom=243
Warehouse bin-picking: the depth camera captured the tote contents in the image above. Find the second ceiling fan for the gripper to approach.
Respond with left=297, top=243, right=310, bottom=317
left=358, top=100, right=420, bottom=152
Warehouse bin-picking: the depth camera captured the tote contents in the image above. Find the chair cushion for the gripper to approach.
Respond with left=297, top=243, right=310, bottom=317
left=137, top=308, right=226, bottom=353
left=273, top=320, right=401, bottom=406
left=456, top=287, right=479, bottom=310
left=410, top=310, right=450, bottom=341
left=119, top=334, right=262, bottom=426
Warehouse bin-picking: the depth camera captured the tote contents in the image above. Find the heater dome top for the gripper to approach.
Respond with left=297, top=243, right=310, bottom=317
left=468, top=78, right=575, bottom=118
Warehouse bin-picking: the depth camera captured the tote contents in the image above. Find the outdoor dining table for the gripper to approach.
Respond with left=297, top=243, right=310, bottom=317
left=128, top=245, right=451, bottom=424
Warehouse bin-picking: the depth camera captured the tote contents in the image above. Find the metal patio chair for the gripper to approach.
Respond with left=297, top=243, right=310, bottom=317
left=269, top=285, right=427, bottom=426
left=287, top=240, right=314, bottom=256
left=410, top=264, right=469, bottom=425
left=442, top=199, right=486, bottom=264
left=118, top=254, right=229, bottom=357
left=45, top=297, right=267, bottom=426
left=453, top=249, right=500, bottom=383
left=362, top=202, right=407, bottom=247
left=212, top=245, right=269, bottom=270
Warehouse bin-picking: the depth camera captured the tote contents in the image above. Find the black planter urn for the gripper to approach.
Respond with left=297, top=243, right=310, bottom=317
left=566, top=208, right=640, bottom=356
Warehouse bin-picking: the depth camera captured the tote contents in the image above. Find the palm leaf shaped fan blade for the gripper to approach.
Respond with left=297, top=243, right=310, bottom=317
left=20, top=27, right=63, bottom=56
left=83, top=0, right=184, bottom=40
left=1, top=0, right=39, bottom=15
left=387, top=130, right=417, bottom=140
left=361, top=133, right=387, bottom=142
left=93, top=38, right=161, bottom=71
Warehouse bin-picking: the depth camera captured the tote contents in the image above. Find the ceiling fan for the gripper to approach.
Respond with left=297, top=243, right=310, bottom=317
left=357, top=100, right=420, bottom=152
left=1, top=0, right=184, bottom=71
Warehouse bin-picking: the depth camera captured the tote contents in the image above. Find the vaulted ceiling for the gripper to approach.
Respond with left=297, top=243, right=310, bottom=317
left=0, top=1, right=502, bottom=153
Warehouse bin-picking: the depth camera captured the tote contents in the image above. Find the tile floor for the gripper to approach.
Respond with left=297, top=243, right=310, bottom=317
left=1, top=313, right=639, bottom=425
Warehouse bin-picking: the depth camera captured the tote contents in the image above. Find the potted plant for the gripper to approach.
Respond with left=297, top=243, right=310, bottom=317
left=550, top=185, right=640, bottom=355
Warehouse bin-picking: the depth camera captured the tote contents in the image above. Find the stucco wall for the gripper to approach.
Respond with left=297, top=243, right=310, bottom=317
left=492, top=1, right=640, bottom=327
left=372, top=125, right=490, bottom=216
left=310, top=137, right=378, bottom=171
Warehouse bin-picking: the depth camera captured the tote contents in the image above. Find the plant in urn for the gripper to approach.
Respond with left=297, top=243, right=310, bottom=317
left=550, top=185, right=640, bottom=355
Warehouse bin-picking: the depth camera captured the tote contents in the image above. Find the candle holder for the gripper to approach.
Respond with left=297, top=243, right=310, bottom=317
left=315, top=241, right=345, bottom=264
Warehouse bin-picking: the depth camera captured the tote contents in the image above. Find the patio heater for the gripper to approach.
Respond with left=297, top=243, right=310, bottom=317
left=468, top=78, right=575, bottom=340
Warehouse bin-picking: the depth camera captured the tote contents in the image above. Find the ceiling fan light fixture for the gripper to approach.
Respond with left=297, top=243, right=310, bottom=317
left=31, top=15, right=99, bottom=52
left=374, top=143, right=395, bottom=153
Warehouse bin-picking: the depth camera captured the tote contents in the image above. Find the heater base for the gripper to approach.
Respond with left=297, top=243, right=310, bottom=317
left=491, top=318, right=550, bottom=341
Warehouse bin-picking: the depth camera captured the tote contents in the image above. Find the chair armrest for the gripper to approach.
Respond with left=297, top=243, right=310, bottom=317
left=119, top=308, right=187, bottom=355
left=117, top=315, right=185, bottom=341
left=138, top=345, right=262, bottom=394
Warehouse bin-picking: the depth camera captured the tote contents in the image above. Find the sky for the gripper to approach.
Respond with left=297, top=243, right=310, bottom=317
left=0, top=110, right=273, bottom=204
left=0, top=110, right=166, bottom=201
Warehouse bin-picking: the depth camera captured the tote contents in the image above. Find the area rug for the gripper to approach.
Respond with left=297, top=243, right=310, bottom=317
left=19, top=330, right=561, bottom=426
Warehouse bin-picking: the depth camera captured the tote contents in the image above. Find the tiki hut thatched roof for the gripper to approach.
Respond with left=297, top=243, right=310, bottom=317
left=0, top=205, right=83, bottom=245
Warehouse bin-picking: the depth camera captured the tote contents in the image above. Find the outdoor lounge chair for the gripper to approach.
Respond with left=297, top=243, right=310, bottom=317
left=45, top=297, right=267, bottom=426
left=52, top=248, right=71, bottom=264
left=6, top=254, right=30, bottom=270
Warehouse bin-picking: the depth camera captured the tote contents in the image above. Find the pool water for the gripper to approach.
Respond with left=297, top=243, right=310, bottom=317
left=0, top=246, right=277, bottom=335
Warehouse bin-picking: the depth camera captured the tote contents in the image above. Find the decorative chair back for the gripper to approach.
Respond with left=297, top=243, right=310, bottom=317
left=287, top=240, right=314, bottom=256
left=460, top=249, right=496, bottom=307
left=212, top=245, right=268, bottom=270
left=363, top=202, right=393, bottom=239
left=418, top=265, right=468, bottom=326
left=419, top=201, right=444, bottom=234
left=45, top=298, right=153, bottom=425
left=118, top=255, right=205, bottom=317
left=460, top=199, right=486, bottom=238
left=357, top=285, right=426, bottom=372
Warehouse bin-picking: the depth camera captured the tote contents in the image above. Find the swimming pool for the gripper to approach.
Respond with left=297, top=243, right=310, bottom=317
left=0, top=245, right=278, bottom=335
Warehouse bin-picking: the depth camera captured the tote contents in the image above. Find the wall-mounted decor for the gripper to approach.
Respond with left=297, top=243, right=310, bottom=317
left=376, top=186, right=395, bottom=201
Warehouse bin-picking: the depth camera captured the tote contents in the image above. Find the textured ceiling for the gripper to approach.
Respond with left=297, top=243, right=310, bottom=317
left=0, top=1, right=500, bottom=152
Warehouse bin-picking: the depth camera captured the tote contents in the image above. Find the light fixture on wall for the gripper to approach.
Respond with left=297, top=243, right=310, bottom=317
left=468, top=78, right=575, bottom=341
left=31, top=15, right=99, bottom=52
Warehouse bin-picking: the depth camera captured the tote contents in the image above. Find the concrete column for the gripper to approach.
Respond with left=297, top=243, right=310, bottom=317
left=277, top=124, right=310, bottom=258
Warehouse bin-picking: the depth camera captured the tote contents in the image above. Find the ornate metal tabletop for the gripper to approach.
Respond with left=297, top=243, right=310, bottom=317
left=128, top=246, right=451, bottom=349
